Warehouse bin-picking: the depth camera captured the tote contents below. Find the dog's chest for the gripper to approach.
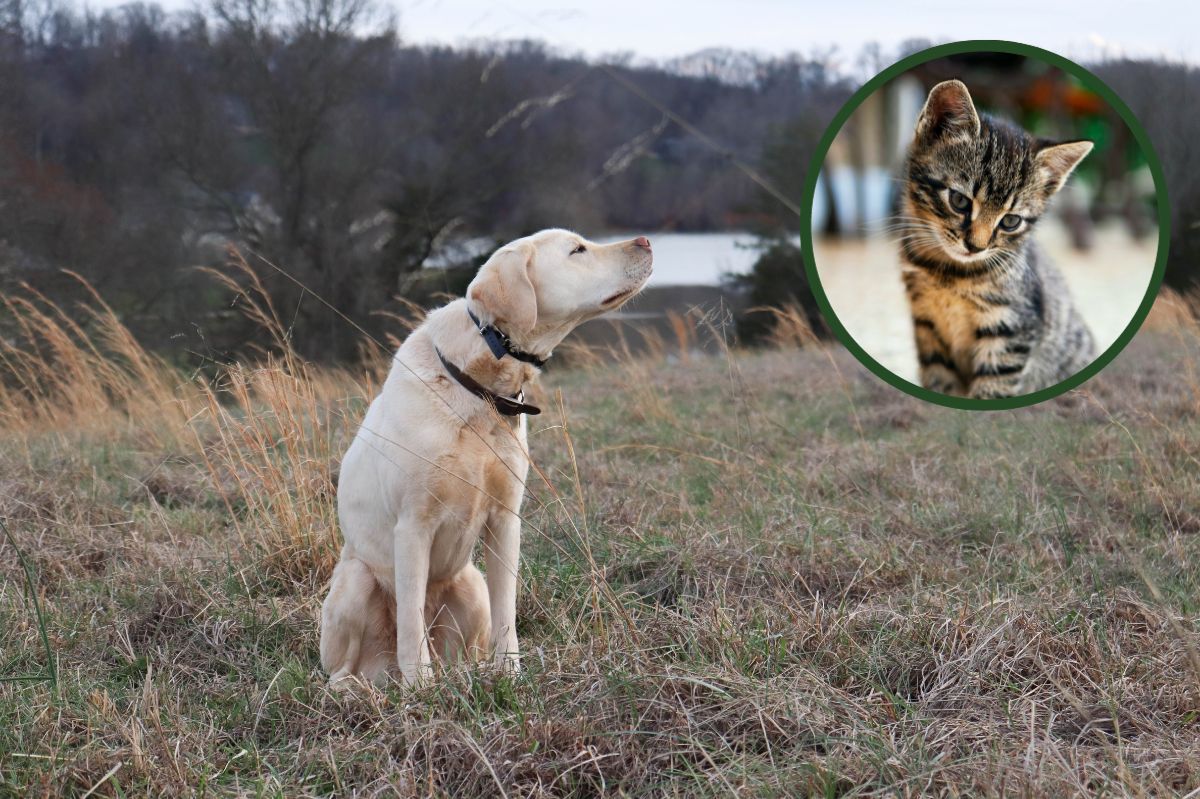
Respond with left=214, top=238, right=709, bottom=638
left=425, top=419, right=529, bottom=578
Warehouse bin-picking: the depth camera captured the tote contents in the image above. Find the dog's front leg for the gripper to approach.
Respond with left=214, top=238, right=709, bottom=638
left=393, top=521, right=433, bottom=684
left=485, top=508, right=521, bottom=671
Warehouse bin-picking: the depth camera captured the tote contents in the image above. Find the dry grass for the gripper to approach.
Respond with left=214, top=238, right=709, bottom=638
left=2, top=275, right=1200, bottom=797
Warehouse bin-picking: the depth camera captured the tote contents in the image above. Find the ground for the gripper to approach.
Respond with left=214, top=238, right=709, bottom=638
left=814, top=224, right=1159, bottom=383
left=1, top=289, right=1199, bottom=797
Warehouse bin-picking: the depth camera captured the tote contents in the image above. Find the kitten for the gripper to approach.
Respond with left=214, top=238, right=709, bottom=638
left=898, top=79, right=1095, bottom=399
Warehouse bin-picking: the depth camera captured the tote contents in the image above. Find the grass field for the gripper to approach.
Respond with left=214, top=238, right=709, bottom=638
left=2, top=278, right=1200, bottom=797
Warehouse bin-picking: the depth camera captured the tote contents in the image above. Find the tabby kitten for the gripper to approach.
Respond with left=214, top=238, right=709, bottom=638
left=898, top=79, right=1095, bottom=399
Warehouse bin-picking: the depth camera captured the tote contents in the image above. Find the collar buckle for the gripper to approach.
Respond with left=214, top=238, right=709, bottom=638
left=467, top=307, right=548, bottom=368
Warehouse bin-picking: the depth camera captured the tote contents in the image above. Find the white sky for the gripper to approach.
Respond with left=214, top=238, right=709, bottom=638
left=83, top=0, right=1199, bottom=65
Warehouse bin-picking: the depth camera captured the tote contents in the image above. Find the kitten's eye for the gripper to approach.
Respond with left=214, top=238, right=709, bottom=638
left=947, top=189, right=972, bottom=213
left=998, top=214, right=1022, bottom=231
left=570, top=244, right=586, bottom=255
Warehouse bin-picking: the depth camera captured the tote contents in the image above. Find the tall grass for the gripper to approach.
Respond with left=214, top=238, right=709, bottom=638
left=0, top=255, right=379, bottom=584
left=0, top=255, right=746, bottom=585
left=2, top=266, right=1199, bottom=796
left=0, top=274, right=188, bottom=435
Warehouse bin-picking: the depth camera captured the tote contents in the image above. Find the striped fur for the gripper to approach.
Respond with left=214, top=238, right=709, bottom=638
left=898, top=80, right=1095, bottom=399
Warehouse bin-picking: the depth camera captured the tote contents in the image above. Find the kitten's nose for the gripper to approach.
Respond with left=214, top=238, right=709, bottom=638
left=964, top=240, right=984, bottom=254
left=633, top=236, right=651, bottom=250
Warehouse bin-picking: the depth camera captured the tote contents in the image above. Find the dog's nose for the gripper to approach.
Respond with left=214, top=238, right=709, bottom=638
left=633, top=236, right=651, bottom=249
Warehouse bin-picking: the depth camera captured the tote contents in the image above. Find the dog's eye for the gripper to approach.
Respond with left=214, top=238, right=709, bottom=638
left=570, top=244, right=586, bottom=255
left=947, top=189, right=972, bottom=213
left=998, top=214, right=1022, bottom=231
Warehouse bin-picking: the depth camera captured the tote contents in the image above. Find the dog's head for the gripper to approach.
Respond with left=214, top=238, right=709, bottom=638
left=467, top=229, right=653, bottom=344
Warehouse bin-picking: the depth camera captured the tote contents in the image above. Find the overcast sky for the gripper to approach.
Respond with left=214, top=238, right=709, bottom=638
left=84, top=0, right=1198, bottom=65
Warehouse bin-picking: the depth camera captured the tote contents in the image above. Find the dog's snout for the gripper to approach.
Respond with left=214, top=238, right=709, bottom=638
left=633, top=236, right=651, bottom=250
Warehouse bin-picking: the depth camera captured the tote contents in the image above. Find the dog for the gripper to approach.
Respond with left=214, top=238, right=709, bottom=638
left=320, top=229, right=653, bottom=684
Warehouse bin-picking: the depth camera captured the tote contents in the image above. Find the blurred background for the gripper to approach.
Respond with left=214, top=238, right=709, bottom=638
left=0, top=2, right=1196, bottom=365
left=812, top=53, right=1160, bottom=382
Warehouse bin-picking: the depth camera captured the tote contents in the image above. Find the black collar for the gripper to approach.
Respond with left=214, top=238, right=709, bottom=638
left=436, top=348, right=541, bottom=417
left=467, top=307, right=548, bottom=368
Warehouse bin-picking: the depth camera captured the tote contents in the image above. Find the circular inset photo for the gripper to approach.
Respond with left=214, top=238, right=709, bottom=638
left=803, top=41, right=1167, bottom=409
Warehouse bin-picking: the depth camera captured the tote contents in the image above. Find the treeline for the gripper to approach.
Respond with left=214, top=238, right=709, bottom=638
left=1, top=1, right=1197, bottom=361
left=0, top=0, right=850, bottom=359
left=1093, top=59, right=1200, bottom=299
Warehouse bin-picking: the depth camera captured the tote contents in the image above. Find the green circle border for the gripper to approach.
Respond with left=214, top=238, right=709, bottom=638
left=800, top=39, right=1170, bottom=411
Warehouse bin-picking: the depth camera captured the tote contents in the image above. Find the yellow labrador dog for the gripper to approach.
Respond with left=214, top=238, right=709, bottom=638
left=320, top=229, right=653, bottom=684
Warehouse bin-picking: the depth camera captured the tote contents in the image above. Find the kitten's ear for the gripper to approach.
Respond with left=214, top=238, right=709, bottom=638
left=1035, top=140, right=1093, bottom=195
left=915, top=80, right=981, bottom=144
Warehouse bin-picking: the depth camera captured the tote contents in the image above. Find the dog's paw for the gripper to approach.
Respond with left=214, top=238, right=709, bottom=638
left=326, top=671, right=369, bottom=692
left=397, top=664, right=436, bottom=687
left=492, top=650, right=521, bottom=674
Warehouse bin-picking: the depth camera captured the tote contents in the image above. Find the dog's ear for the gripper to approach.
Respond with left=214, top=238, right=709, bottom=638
left=468, top=242, right=537, bottom=335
